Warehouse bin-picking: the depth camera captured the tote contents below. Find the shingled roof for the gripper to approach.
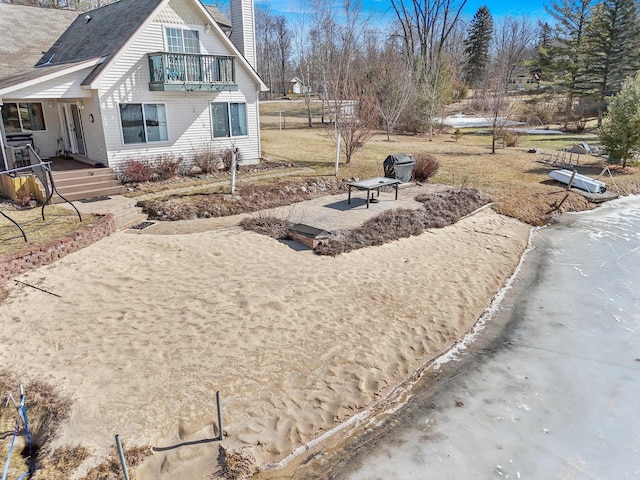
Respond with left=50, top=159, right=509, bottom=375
left=204, top=5, right=231, bottom=31
left=36, top=0, right=163, bottom=68
left=0, top=3, right=78, bottom=79
left=0, top=0, right=245, bottom=92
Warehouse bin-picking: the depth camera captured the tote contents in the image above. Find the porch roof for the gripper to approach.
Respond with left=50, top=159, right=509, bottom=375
left=0, top=59, right=103, bottom=98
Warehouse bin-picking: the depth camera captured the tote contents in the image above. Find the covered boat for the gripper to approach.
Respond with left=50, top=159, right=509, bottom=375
left=548, top=169, right=607, bottom=194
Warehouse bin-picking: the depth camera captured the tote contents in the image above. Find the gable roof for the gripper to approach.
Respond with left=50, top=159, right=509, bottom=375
left=0, top=3, right=78, bottom=80
left=204, top=5, right=231, bottom=31
left=0, top=0, right=266, bottom=93
left=36, top=0, right=163, bottom=69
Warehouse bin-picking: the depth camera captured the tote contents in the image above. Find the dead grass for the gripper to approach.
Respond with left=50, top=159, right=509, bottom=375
left=82, top=445, right=150, bottom=480
left=314, top=188, right=492, bottom=256
left=216, top=445, right=257, bottom=480
left=140, top=178, right=346, bottom=221
left=0, top=372, right=72, bottom=479
left=240, top=214, right=293, bottom=239
left=0, top=202, right=97, bottom=256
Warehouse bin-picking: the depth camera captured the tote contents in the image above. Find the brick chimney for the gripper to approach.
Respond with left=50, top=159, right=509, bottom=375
left=230, top=0, right=256, bottom=69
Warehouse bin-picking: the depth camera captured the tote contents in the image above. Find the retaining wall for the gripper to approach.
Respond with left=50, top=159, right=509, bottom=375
left=0, top=214, right=115, bottom=285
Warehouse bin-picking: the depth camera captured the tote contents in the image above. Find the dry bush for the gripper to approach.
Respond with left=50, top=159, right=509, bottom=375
left=316, top=188, right=491, bottom=256
left=0, top=372, right=72, bottom=478
left=140, top=178, right=344, bottom=221
left=416, top=188, right=493, bottom=225
left=32, top=446, right=90, bottom=480
left=240, top=215, right=292, bottom=239
left=83, top=445, right=150, bottom=480
left=119, top=159, right=153, bottom=183
left=191, top=144, right=239, bottom=175
left=153, top=154, right=182, bottom=181
left=412, top=153, right=440, bottom=182
left=498, top=130, right=524, bottom=147
left=218, top=445, right=257, bottom=480
left=191, top=145, right=220, bottom=175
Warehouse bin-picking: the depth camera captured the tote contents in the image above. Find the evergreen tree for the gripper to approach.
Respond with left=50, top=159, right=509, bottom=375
left=463, top=6, right=493, bottom=88
left=581, top=0, right=640, bottom=125
left=543, top=0, right=593, bottom=121
left=600, top=73, right=640, bottom=167
left=533, top=21, right=553, bottom=79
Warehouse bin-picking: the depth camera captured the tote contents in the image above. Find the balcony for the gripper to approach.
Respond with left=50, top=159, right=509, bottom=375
left=148, top=52, right=237, bottom=92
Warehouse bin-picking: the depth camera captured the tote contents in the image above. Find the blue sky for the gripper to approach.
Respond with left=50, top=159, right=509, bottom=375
left=245, top=0, right=549, bottom=21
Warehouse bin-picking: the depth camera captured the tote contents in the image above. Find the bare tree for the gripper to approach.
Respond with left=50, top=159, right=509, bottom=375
left=389, top=0, right=467, bottom=140
left=473, top=63, right=521, bottom=153
left=491, top=16, right=537, bottom=89
left=389, top=0, right=468, bottom=64
left=255, top=4, right=277, bottom=98
left=329, top=85, right=378, bottom=163
left=274, top=15, right=291, bottom=96
left=368, top=44, right=416, bottom=140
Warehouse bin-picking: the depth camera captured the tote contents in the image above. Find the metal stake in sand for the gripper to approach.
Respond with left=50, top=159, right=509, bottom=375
left=115, top=435, right=130, bottom=480
left=216, top=391, right=224, bottom=441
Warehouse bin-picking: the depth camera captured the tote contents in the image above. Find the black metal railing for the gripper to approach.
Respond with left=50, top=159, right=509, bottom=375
left=148, top=52, right=235, bottom=87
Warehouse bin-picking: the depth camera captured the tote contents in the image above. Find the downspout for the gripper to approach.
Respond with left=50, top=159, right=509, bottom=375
left=0, top=100, right=8, bottom=171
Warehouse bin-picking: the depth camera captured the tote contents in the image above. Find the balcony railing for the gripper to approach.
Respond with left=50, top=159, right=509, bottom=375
left=148, top=52, right=237, bottom=92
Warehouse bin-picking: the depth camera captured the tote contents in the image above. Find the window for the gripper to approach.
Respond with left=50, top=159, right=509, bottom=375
left=119, top=103, right=168, bottom=144
left=165, top=27, right=200, bottom=53
left=211, top=102, right=247, bottom=138
left=1, top=102, right=46, bottom=133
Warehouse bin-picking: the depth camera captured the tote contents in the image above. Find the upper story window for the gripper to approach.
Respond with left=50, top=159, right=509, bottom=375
left=1, top=102, right=46, bottom=133
left=165, top=27, right=200, bottom=53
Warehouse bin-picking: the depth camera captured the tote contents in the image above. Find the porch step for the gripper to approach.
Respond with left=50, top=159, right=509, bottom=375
left=49, top=167, right=126, bottom=204
left=57, top=195, right=149, bottom=231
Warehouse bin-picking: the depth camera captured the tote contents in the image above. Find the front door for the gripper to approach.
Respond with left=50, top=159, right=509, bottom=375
left=61, top=103, right=87, bottom=156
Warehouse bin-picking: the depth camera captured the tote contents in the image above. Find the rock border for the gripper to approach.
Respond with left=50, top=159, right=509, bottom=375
left=0, top=214, right=115, bottom=285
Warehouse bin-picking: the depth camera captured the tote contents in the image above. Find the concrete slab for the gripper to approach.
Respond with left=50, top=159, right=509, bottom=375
left=131, top=183, right=450, bottom=235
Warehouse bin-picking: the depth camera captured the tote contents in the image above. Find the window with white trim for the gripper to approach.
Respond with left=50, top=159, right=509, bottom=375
left=211, top=102, right=247, bottom=138
left=165, top=27, right=200, bottom=53
left=119, top=103, right=168, bottom=144
left=1, top=102, right=46, bottom=133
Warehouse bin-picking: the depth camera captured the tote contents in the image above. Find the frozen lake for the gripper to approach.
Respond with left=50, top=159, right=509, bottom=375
left=321, top=196, right=640, bottom=479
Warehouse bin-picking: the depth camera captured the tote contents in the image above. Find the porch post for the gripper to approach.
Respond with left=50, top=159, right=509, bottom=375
left=0, top=100, right=8, bottom=171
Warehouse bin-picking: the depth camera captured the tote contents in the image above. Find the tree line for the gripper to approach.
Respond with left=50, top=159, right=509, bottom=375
left=9, top=0, right=640, bottom=161
left=256, top=0, right=640, bottom=159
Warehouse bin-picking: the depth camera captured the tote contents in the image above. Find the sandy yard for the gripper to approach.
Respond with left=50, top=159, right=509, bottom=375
left=0, top=206, right=530, bottom=479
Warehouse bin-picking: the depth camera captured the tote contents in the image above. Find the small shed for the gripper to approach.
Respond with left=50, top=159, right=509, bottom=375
left=289, top=77, right=311, bottom=94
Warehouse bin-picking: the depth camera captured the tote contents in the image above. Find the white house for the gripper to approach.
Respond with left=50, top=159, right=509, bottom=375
left=0, top=0, right=267, bottom=174
left=289, top=77, right=311, bottom=95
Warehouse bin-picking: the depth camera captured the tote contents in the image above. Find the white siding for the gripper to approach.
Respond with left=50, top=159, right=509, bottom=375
left=95, top=0, right=262, bottom=171
left=3, top=98, right=62, bottom=159
left=230, top=0, right=256, bottom=68
left=156, top=0, right=206, bottom=25
left=80, top=93, right=108, bottom=164
left=3, top=69, right=94, bottom=100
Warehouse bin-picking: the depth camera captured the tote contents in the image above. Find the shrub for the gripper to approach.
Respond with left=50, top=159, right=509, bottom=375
left=240, top=215, right=292, bottom=239
left=412, top=153, right=440, bottom=182
left=119, top=159, right=153, bottom=183
left=191, top=145, right=220, bottom=175
left=315, top=188, right=492, bottom=256
left=153, top=154, right=182, bottom=181
left=499, top=130, right=524, bottom=147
